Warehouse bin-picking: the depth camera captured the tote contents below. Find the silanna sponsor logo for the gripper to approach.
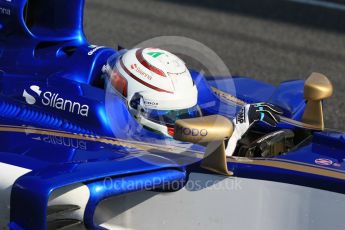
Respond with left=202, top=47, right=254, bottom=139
left=23, top=85, right=89, bottom=117
left=31, top=135, right=87, bottom=150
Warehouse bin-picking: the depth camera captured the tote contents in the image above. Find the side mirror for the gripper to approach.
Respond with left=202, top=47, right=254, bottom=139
left=302, top=72, right=333, bottom=130
left=174, top=115, right=234, bottom=176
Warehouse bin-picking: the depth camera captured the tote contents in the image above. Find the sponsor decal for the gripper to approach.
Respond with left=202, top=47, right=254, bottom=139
left=147, top=51, right=164, bottom=58
left=41, top=135, right=87, bottom=150
left=23, top=85, right=42, bottom=105
left=143, top=100, right=158, bottom=107
left=130, top=63, right=152, bottom=80
left=88, top=45, right=104, bottom=56
left=22, top=85, right=89, bottom=117
left=315, top=158, right=333, bottom=166
left=175, top=126, right=208, bottom=137
left=0, top=6, right=10, bottom=16
left=236, top=107, right=246, bottom=124
left=120, top=58, right=173, bottom=94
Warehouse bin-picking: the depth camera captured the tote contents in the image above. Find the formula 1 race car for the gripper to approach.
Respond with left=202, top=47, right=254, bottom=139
left=1, top=1, right=345, bottom=230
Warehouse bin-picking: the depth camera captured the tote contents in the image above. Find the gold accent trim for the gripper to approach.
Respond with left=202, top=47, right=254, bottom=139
left=264, top=158, right=345, bottom=174
left=211, top=85, right=337, bottom=131
left=302, top=72, right=333, bottom=130
left=1, top=124, right=345, bottom=180
left=174, top=115, right=234, bottom=143
left=201, top=141, right=233, bottom=176
left=304, top=72, right=333, bottom=101
left=279, top=116, right=323, bottom=130
left=227, top=158, right=345, bottom=180
left=302, top=100, right=325, bottom=130
left=0, top=125, right=202, bottom=156
left=174, top=115, right=234, bottom=176
left=211, top=87, right=246, bottom=106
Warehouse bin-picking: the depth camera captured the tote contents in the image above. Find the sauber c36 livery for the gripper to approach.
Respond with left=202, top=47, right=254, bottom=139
left=0, top=1, right=345, bottom=230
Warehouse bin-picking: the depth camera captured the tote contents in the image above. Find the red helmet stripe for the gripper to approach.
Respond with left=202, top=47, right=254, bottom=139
left=120, top=58, right=173, bottom=94
left=111, top=70, right=128, bottom=97
left=136, top=49, right=166, bottom=77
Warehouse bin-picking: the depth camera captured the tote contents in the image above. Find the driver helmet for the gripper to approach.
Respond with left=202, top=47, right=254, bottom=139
left=104, top=48, right=201, bottom=136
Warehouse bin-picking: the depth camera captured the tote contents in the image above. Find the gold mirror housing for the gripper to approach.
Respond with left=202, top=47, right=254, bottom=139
left=174, top=115, right=234, bottom=176
left=174, top=115, right=233, bottom=143
left=302, top=72, right=333, bottom=130
left=304, top=72, right=333, bottom=101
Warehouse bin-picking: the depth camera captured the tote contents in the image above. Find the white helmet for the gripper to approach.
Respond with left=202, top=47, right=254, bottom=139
left=104, top=48, right=201, bottom=136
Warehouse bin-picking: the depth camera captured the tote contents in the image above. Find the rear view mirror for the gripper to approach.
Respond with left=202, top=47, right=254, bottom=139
left=174, top=115, right=234, bottom=176
left=302, top=72, right=333, bottom=130
left=174, top=115, right=234, bottom=143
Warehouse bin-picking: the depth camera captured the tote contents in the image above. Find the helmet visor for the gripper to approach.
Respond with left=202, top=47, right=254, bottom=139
left=142, top=105, right=202, bottom=126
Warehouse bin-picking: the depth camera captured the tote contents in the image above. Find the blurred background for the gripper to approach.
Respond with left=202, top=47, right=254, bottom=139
left=84, top=0, right=345, bottom=129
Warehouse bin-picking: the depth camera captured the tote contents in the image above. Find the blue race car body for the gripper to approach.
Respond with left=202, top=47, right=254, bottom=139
left=1, top=1, right=345, bottom=230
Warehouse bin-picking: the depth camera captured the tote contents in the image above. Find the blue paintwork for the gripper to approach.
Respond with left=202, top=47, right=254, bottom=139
left=269, top=80, right=305, bottom=119
left=84, top=169, right=186, bottom=229
left=1, top=0, right=345, bottom=229
left=207, top=76, right=276, bottom=103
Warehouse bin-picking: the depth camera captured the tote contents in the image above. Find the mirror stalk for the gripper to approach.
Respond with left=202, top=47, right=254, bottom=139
left=174, top=115, right=234, bottom=176
left=302, top=72, right=333, bottom=130
left=201, top=141, right=233, bottom=176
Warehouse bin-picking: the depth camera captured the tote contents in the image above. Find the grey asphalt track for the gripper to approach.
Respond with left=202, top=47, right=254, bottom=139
left=84, top=0, right=345, bottom=129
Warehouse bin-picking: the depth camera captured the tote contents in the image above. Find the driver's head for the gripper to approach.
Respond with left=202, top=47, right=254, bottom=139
left=105, top=48, right=201, bottom=136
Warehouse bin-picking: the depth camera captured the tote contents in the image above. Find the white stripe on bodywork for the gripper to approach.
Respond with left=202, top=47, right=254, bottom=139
left=0, top=163, right=31, bottom=229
